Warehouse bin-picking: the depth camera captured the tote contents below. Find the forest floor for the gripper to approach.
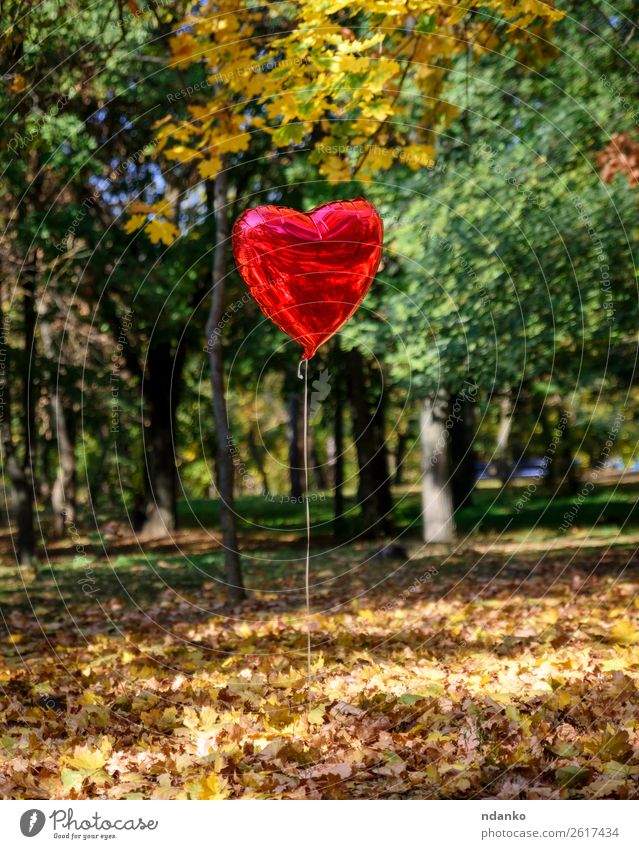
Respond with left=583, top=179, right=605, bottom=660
left=2, top=486, right=639, bottom=799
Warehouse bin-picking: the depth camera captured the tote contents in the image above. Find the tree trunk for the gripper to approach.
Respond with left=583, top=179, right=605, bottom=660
left=332, top=424, right=345, bottom=536
left=554, top=404, right=580, bottom=494
left=0, top=282, right=35, bottom=566
left=38, top=434, right=53, bottom=502
left=394, top=427, right=409, bottom=486
left=140, top=340, right=181, bottom=538
left=540, top=401, right=558, bottom=488
left=347, top=349, right=393, bottom=537
left=23, top=265, right=36, bottom=500
left=370, top=379, right=393, bottom=521
left=495, top=392, right=514, bottom=486
left=50, top=394, right=77, bottom=536
left=87, top=423, right=111, bottom=512
left=421, top=392, right=454, bottom=543
left=206, top=170, right=245, bottom=602
left=41, top=320, right=77, bottom=536
left=348, top=349, right=377, bottom=532
left=331, top=343, right=345, bottom=537
left=449, top=390, right=476, bottom=510
left=247, top=425, right=269, bottom=494
left=310, top=433, right=327, bottom=491
left=285, top=377, right=303, bottom=499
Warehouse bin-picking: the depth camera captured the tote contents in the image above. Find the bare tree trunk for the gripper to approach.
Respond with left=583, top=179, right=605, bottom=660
left=247, top=425, right=269, bottom=494
left=347, top=349, right=373, bottom=514
left=285, top=377, right=302, bottom=499
left=0, top=282, right=35, bottom=565
left=421, top=392, right=454, bottom=544
left=496, top=392, right=514, bottom=486
left=347, top=349, right=393, bottom=536
left=88, top=423, right=111, bottom=511
left=50, top=394, right=76, bottom=536
left=140, top=341, right=182, bottom=538
left=449, top=390, right=476, bottom=510
left=38, top=433, right=53, bottom=502
left=554, top=403, right=580, bottom=494
left=393, top=427, right=409, bottom=486
left=206, top=170, right=245, bottom=602
left=330, top=342, right=345, bottom=537
left=370, top=380, right=393, bottom=526
left=23, top=266, right=36, bottom=502
left=41, top=321, right=77, bottom=536
left=332, top=422, right=345, bottom=536
left=310, top=433, right=327, bottom=491
left=22, top=264, right=37, bottom=558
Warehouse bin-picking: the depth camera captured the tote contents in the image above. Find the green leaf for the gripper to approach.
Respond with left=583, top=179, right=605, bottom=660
left=416, top=14, right=436, bottom=35
left=61, top=769, right=85, bottom=791
left=398, top=693, right=426, bottom=705
left=555, top=766, right=591, bottom=788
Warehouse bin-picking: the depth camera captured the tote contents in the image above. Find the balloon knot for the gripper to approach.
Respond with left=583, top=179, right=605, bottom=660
left=297, top=359, right=303, bottom=380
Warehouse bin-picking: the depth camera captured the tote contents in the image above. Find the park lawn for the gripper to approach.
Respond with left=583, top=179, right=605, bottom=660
left=2, top=519, right=639, bottom=799
left=178, top=480, right=639, bottom=538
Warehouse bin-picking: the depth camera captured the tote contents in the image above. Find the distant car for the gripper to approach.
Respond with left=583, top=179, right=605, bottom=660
left=512, top=458, right=549, bottom=478
left=474, top=462, right=498, bottom=480
left=474, top=459, right=548, bottom=481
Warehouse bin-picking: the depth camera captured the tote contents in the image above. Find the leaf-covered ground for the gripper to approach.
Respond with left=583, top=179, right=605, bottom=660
left=2, top=527, right=639, bottom=799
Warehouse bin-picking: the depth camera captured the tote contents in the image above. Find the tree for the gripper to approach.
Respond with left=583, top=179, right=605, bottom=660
left=205, top=171, right=245, bottom=601
left=128, top=0, right=566, bottom=563
left=374, top=0, right=639, bottom=538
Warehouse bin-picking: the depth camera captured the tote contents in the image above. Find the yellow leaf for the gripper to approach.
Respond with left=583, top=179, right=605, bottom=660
left=9, top=74, right=27, bottom=94
left=169, top=32, right=200, bottom=68
left=146, top=218, right=179, bottom=246
left=188, top=771, right=230, bottom=800
left=68, top=743, right=109, bottom=772
left=61, top=769, right=84, bottom=791
left=307, top=704, right=326, bottom=726
left=164, top=145, right=198, bottom=164
left=128, top=201, right=153, bottom=214
left=198, top=157, right=223, bottom=179
left=124, top=214, right=147, bottom=234
left=600, top=655, right=629, bottom=671
left=318, top=154, right=352, bottom=184
left=399, top=144, right=436, bottom=170
left=610, top=620, right=639, bottom=645
left=79, top=691, right=104, bottom=706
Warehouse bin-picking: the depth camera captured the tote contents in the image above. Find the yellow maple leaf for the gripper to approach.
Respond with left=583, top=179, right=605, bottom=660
left=188, top=771, right=230, bottom=800
left=164, top=145, right=198, bottom=164
left=214, top=131, right=251, bottom=155
left=198, top=157, right=222, bottom=179
left=68, top=742, right=110, bottom=772
left=318, top=154, right=352, bottom=184
left=400, top=143, right=436, bottom=170
left=610, top=620, right=639, bottom=645
left=124, top=214, right=148, bottom=234
left=146, top=218, right=179, bottom=246
left=169, top=32, right=200, bottom=68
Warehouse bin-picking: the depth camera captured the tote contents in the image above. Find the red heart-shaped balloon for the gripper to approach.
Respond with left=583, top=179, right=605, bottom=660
left=232, top=198, right=383, bottom=360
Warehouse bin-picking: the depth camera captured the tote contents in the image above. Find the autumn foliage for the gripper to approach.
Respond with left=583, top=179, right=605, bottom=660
left=130, top=0, right=565, bottom=243
left=3, top=0, right=639, bottom=807
left=2, top=535, right=639, bottom=800
left=597, top=133, right=639, bottom=188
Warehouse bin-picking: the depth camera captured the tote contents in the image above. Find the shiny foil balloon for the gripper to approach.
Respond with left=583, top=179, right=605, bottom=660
left=232, top=198, right=383, bottom=360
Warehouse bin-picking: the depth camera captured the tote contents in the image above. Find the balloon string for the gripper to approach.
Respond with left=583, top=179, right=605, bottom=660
left=300, top=357, right=312, bottom=702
